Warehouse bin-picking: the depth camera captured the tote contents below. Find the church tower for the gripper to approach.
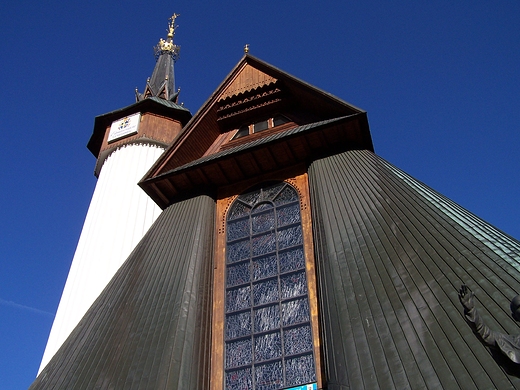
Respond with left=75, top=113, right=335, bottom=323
left=38, top=15, right=191, bottom=372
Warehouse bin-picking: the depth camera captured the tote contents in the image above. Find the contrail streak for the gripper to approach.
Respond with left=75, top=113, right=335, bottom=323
left=0, top=298, right=54, bottom=317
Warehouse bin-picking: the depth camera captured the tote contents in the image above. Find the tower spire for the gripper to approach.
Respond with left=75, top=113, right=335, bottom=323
left=136, top=14, right=181, bottom=103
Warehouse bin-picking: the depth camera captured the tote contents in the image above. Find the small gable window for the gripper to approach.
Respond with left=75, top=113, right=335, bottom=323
left=253, top=120, right=269, bottom=133
left=273, top=115, right=289, bottom=127
left=231, top=115, right=292, bottom=141
left=234, top=125, right=250, bottom=140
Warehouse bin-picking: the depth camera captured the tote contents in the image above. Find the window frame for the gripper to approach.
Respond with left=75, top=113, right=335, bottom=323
left=230, top=114, right=292, bottom=141
left=212, top=173, right=322, bottom=390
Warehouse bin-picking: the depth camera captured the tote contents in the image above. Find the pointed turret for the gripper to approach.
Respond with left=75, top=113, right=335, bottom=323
left=136, top=13, right=181, bottom=102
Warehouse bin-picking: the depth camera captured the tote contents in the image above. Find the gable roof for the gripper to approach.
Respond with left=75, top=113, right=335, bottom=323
left=140, top=114, right=367, bottom=208
left=219, top=61, right=278, bottom=99
left=140, top=54, right=373, bottom=208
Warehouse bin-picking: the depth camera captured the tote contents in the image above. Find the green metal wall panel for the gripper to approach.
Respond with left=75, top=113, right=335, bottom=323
left=309, top=149, right=520, bottom=389
left=31, top=195, right=215, bottom=389
left=31, top=147, right=520, bottom=389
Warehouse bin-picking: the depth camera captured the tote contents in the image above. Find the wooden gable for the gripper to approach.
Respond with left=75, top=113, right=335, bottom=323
left=219, top=63, right=277, bottom=100
left=140, top=55, right=373, bottom=208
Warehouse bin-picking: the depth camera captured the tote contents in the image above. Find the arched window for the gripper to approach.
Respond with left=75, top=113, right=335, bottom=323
left=224, top=182, right=317, bottom=389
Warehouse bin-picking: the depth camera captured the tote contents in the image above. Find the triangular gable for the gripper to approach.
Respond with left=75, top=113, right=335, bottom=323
left=140, top=54, right=373, bottom=208
left=219, top=63, right=278, bottom=100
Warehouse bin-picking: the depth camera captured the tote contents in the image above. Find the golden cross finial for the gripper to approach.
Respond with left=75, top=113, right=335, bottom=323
left=244, top=44, right=250, bottom=54
left=154, top=14, right=181, bottom=61
left=167, top=13, right=180, bottom=38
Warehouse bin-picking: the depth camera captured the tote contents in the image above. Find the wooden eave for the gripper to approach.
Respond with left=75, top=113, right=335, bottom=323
left=142, top=55, right=369, bottom=180
left=87, top=98, right=191, bottom=158
left=140, top=113, right=370, bottom=208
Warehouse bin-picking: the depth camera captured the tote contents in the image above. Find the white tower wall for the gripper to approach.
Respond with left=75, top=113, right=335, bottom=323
left=39, top=143, right=164, bottom=372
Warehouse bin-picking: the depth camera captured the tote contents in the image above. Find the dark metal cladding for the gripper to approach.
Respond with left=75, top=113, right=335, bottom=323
left=148, top=52, right=177, bottom=100
left=308, top=149, right=520, bottom=389
left=30, top=195, right=215, bottom=389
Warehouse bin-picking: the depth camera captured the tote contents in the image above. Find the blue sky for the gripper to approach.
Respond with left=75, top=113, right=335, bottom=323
left=1, top=1, right=520, bottom=388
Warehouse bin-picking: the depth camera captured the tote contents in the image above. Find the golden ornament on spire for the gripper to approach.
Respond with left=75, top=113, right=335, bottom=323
left=244, top=44, right=250, bottom=54
left=167, top=13, right=180, bottom=38
left=154, top=13, right=181, bottom=61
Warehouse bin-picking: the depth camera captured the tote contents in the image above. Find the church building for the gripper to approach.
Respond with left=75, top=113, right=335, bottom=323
left=32, top=15, right=520, bottom=389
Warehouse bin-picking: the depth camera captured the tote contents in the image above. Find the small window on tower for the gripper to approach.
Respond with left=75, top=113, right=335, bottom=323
left=232, top=125, right=250, bottom=140
left=253, top=120, right=269, bottom=133
left=273, top=114, right=290, bottom=127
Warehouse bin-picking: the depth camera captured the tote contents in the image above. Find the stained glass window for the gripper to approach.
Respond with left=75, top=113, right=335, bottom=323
left=225, top=182, right=317, bottom=389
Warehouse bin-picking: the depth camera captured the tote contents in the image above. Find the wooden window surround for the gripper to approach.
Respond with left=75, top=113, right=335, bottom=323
left=211, top=172, right=322, bottom=390
left=230, top=115, right=291, bottom=141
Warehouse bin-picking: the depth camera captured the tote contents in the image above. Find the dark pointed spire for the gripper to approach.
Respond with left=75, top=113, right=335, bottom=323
left=136, top=14, right=181, bottom=103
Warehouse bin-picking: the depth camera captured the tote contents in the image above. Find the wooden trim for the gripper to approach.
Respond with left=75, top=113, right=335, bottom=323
left=210, top=193, right=234, bottom=390
left=222, top=121, right=297, bottom=151
left=217, top=164, right=306, bottom=200
left=99, top=112, right=183, bottom=155
left=211, top=172, right=322, bottom=390
left=290, top=173, right=323, bottom=390
left=218, top=63, right=278, bottom=100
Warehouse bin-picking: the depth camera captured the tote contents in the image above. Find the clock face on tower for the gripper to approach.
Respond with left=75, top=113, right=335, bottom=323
left=108, top=112, right=141, bottom=143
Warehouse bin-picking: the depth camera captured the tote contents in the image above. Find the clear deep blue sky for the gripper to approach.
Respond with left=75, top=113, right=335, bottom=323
left=1, top=1, right=519, bottom=388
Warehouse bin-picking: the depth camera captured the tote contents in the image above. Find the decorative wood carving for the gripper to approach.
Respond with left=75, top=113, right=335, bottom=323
left=219, top=64, right=278, bottom=100
left=218, top=88, right=282, bottom=112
